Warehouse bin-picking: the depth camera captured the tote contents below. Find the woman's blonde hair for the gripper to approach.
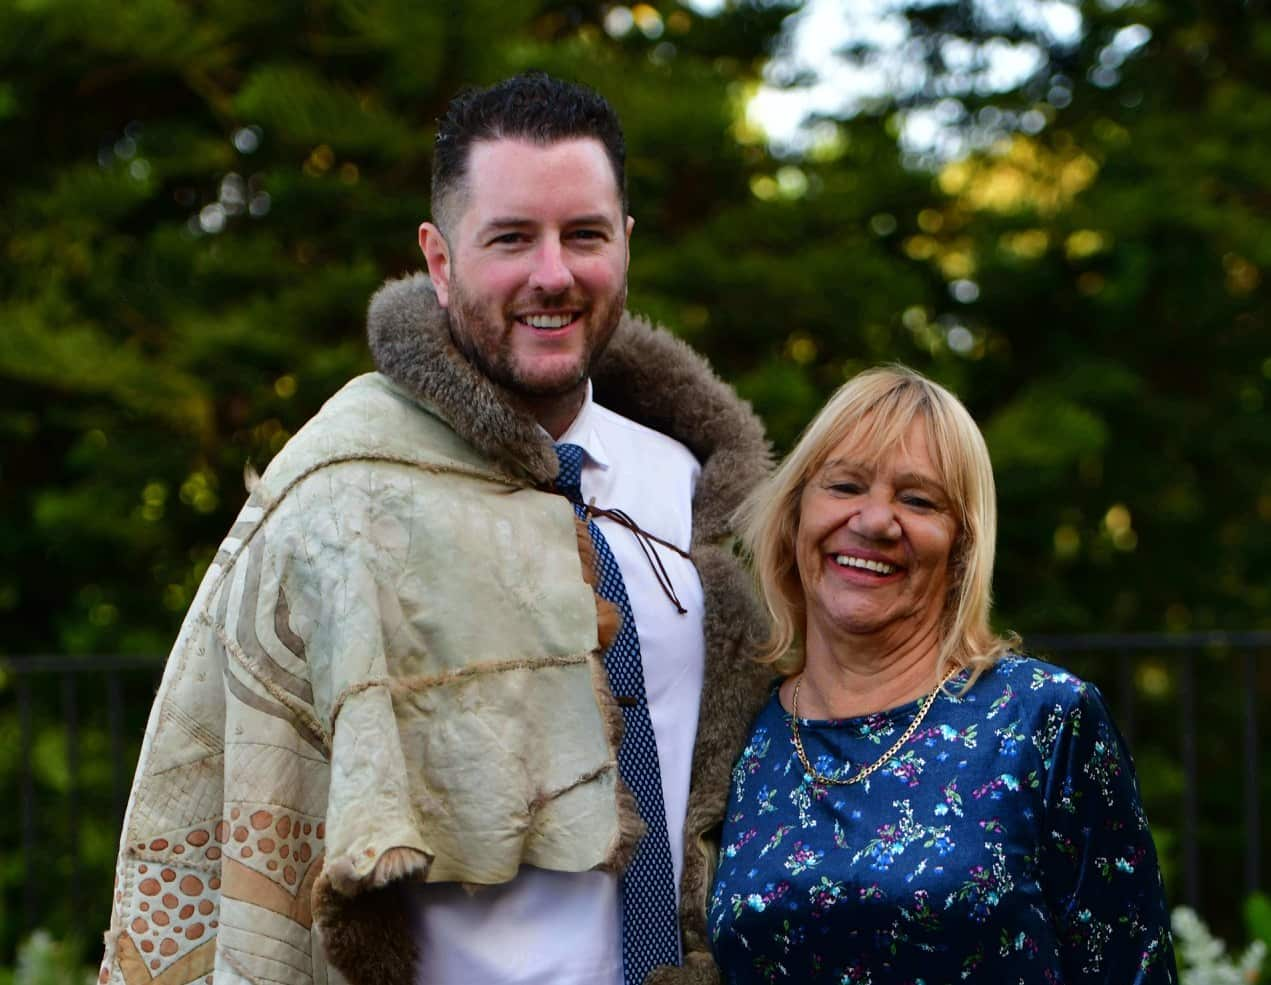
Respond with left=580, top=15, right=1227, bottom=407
left=738, top=365, right=1016, bottom=682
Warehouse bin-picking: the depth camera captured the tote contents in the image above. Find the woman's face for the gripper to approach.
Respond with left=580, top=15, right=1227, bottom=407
left=795, top=419, right=959, bottom=659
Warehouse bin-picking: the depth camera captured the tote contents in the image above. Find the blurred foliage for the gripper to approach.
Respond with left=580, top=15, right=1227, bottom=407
left=0, top=931, right=94, bottom=985
left=0, top=0, right=1268, bottom=969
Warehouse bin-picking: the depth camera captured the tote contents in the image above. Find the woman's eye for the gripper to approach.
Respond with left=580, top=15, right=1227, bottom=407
left=903, top=495, right=936, bottom=509
left=830, top=483, right=863, bottom=494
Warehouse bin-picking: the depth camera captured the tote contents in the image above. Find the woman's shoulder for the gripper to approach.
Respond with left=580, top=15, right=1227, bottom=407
left=752, top=682, right=789, bottom=723
left=971, top=652, right=1100, bottom=713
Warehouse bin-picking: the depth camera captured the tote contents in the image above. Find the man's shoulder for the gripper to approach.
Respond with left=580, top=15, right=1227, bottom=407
left=257, top=372, right=508, bottom=495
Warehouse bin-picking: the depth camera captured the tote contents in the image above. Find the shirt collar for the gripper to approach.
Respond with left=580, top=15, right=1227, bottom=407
left=554, top=380, right=612, bottom=473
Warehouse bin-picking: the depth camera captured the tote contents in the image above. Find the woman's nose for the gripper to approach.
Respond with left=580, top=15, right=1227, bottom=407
left=850, top=495, right=901, bottom=540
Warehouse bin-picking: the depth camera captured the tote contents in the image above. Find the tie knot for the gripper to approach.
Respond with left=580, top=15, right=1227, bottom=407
left=554, top=442, right=585, bottom=499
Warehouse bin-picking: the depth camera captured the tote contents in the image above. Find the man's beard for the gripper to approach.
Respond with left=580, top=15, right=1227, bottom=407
left=446, top=278, right=628, bottom=400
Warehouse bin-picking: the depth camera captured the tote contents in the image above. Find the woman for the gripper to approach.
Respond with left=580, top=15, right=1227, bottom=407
left=709, top=366, right=1176, bottom=984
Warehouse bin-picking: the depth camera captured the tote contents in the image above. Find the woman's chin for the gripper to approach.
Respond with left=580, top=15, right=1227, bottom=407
left=805, top=604, right=938, bottom=657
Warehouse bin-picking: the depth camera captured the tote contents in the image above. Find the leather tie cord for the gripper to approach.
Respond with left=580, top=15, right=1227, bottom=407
left=547, top=476, right=691, bottom=616
left=582, top=504, right=688, bottom=614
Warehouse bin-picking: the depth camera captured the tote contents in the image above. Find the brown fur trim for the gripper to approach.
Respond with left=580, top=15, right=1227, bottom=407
left=644, top=953, right=723, bottom=984
left=597, top=595, right=620, bottom=652
left=575, top=514, right=599, bottom=585
left=367, top=273, right=558, bottom=483
left=677, top=545, right=774, bottom=964
left=605, top=772, right=646, bottom=875
left=315, top=873, right=418, bottom=985
left=370, top=845, right=432, bottom=888
left=572, top=513, right=621, bottom=650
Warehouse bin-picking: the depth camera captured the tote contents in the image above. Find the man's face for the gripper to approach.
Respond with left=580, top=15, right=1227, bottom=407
left=420, top=137, right=633, bottom=429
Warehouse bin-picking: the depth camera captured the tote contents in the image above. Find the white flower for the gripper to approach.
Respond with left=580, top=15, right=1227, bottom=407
left=1171, top=906, right=1266, bottom=985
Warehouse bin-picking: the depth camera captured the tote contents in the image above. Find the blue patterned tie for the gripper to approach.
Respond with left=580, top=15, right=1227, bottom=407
left=555, top=442, right=680, bottom=983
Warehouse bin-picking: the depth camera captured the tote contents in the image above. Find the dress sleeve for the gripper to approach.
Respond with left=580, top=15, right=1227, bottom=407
left=1040, top=683, right=1178, bottom=983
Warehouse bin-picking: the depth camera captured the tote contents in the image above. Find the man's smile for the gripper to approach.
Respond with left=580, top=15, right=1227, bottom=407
left=517, top=311, right=582, bottom=331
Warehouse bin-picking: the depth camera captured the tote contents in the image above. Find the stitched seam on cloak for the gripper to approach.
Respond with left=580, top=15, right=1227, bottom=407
left=160, top=703, right=225, bottom=755
left=218, top=916, right=316, bottom=963
left=220, top=935, right=311, bottom=976
left=224, top=795, right=322, bottom=817
left=219, top=950, right=263, bottom=984
left=529, top=761, right=620, bottom=813
left=217, top=625, right=331, bottom=754
left=328, top=652, right=593, bottom=726
left=219, top=739, right=325, bottom=764
left=127, top=851, right=222, bottom=874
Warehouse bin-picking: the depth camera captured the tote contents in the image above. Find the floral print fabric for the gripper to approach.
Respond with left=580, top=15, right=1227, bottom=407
left=709, top=656, right=1177, bottom=984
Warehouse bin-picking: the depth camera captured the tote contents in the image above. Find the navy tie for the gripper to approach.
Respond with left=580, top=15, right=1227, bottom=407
left=555, top=442, right=680, bottom=983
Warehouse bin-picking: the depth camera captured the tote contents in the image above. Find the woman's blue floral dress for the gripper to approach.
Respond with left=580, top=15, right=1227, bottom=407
left=708, top=656, right=1177, bottom=984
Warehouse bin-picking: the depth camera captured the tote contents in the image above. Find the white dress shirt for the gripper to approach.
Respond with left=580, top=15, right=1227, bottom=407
left=409, top=383, right=706, bottom=985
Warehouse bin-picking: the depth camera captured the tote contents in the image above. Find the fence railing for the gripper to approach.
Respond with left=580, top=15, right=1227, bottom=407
left=2, top=631, right=1268, bottom=961
left=4, top=652, right=162, bottom=948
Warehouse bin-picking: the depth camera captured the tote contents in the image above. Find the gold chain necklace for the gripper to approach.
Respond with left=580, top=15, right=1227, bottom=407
left=789, top=667, right=959, bottom=786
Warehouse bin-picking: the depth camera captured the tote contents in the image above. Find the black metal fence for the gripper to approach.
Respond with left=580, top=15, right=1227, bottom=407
left=2, top=632, right=1268, bottom=962
left=2, top=652, right=163, bottom=957
left=1028, top=632, right=1268, bottom=914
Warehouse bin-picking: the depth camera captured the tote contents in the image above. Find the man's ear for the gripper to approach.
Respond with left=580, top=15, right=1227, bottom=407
left=624, top=215, right=634, bottom=273
left=419, top=222, right=451, bottom=307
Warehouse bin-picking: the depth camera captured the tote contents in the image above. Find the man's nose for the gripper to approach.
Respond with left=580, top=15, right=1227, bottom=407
left=529, top=240, right=574, bottom=294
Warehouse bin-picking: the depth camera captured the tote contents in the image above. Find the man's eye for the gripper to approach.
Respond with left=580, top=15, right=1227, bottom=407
left=569, top=229, right=606, bottom=241
left=491, top=232, right=527, bottom=245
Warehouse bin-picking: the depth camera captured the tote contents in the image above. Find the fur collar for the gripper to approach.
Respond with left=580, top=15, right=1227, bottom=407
left=366, top=273, right=770, bottom=545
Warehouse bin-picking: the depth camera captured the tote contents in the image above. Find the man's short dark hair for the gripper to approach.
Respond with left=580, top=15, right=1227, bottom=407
left=431, top=72, right=628, bottom=233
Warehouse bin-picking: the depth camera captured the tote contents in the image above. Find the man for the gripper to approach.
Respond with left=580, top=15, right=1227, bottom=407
left=99, top=74, right=770, bottom=985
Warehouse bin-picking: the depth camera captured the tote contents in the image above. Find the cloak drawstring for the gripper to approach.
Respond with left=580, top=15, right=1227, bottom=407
left=549, top=484, right=691, bottom=615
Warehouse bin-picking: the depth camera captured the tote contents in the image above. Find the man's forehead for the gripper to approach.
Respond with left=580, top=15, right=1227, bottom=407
left=458, top=136, right=623, bottom=215
left=465, top=134, right=612, bottom=166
